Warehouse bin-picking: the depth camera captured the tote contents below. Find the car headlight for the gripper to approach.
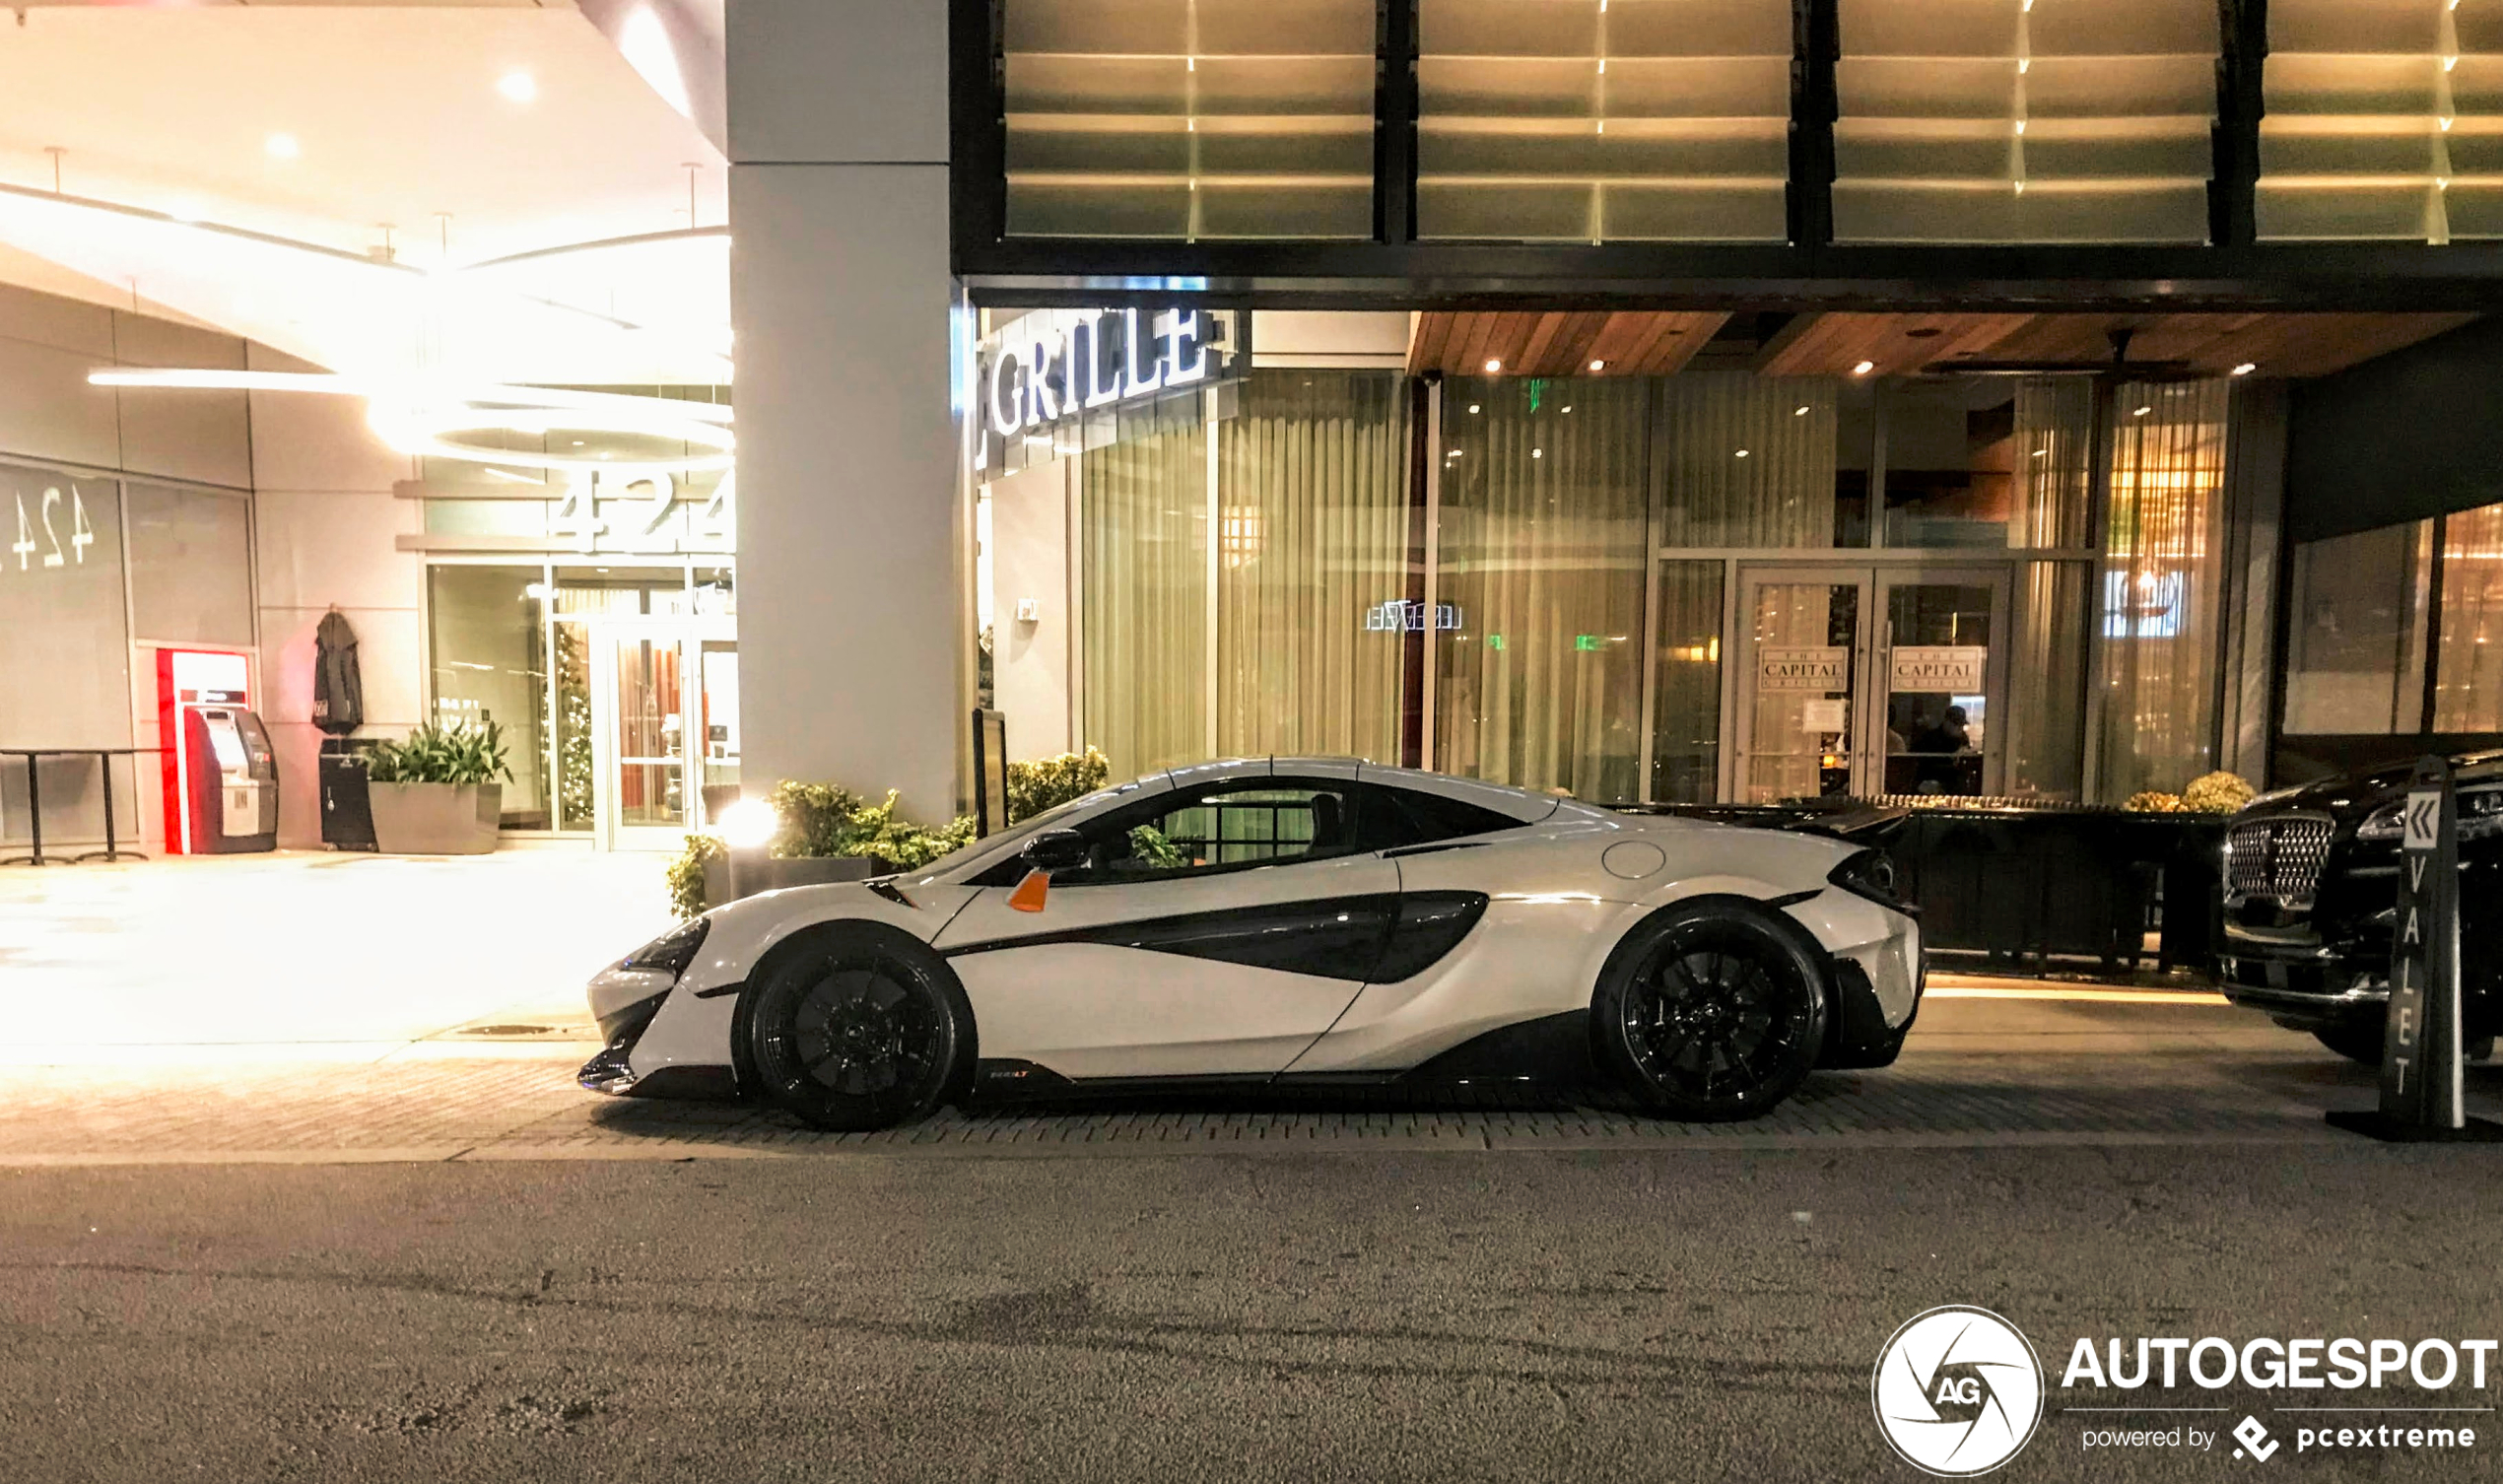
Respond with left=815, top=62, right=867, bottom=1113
left=619, top=917, right=710, bottom=980
left=2358, top=783, right=2503, bottom=843
left=1829, top=848, right=1913, bottom=913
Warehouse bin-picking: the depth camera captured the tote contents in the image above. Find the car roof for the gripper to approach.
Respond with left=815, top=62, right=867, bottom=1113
left=1139, top=756, right=1563, bottom=826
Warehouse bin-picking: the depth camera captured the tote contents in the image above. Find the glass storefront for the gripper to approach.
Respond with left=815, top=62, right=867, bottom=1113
left=976, top=310, right=2254, bottom=808
left=425, top=561, right=737, bottom=843
left=2281, top=496, right=2503, bottom=742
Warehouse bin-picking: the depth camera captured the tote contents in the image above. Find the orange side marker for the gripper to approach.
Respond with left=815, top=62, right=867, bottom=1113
left=1008, top=868, right=1050, bottom=913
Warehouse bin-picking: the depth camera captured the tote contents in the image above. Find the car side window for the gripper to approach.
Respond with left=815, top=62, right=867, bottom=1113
left=1059, top=782, right=1363, bottom=884
left=1369, top=784, right=1522, bottom=847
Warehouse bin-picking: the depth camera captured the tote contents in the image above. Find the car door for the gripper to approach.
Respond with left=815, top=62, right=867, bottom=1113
left=931, top=776, right=1402, bottom=1079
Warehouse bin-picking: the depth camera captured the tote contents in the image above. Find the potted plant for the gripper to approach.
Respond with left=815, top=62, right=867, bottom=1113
left=364, top=719, right=512, bottom=854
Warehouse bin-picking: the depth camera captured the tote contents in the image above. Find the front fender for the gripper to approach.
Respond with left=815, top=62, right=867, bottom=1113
left=625, top=883, right=981, bottom=1080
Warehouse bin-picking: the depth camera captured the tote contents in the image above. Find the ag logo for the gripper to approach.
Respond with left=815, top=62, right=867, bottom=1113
left=1872, top=1306, right=2045, bottom=1475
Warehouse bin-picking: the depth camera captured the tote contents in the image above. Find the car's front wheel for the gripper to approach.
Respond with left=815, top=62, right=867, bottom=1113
left=737, top=924, right=972, bottom=1131
left=1590, top=899, right=1830, bottom=1120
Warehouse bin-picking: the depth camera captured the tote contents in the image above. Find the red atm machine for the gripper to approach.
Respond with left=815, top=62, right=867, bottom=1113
left=157, top=648, right=279, bottom=854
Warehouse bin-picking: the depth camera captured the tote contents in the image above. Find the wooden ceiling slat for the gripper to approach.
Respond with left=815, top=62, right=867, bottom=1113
left=1648, top=310, right=1730, bottom=375
left=1622, top=313, right=1696, bottom=374
left=1410, top=309, right=2473, bottom=381
left=1405, top=310, right=1453, bottom=374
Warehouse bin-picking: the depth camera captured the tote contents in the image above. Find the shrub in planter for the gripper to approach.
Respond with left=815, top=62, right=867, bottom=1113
left=662, top=748, right=1108, bottom=917
left=365, top=720, right=513, bottom=855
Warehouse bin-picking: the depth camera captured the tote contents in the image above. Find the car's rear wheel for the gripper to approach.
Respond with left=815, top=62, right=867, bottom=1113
left=1590, top=899, right=1829, bottom=1120
left=737, top=924, right=971, bottom=1131
left=2313, top=1022, right=2386, bottom=1065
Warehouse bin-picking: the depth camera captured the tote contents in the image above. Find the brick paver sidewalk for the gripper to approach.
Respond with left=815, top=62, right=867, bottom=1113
left=6, top=1040, right=2469, bottom=1163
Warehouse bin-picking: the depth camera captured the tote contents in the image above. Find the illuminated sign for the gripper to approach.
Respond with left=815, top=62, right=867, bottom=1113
left=974, top=309, right=1249, bottom=474
left=1364, top=599, right=1462, bottom=634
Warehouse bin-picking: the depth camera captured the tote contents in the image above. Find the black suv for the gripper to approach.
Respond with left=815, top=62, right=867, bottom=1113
left=2217, top=751, right=2501, bottom=1062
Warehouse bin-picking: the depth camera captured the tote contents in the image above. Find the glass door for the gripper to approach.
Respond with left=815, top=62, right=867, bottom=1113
left=1731, top=570, right=1871, bottom=804
left=586, top=619, right=735, bottom=849
left=1874, top=568, right=2008, bottom=799
left=1728, top=564, right=2010, bottom=803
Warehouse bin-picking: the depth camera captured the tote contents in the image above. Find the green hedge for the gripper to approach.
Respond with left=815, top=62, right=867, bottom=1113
left=664, top=747, right=1110, bottom=918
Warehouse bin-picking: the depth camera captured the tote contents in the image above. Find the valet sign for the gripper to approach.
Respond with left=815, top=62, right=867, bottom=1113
left=980, top=306, right=1246, bottom=441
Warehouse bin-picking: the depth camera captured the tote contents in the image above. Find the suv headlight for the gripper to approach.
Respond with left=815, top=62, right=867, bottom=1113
left=2358, top=783, right=2503, bottom=843
left=1829, top=848, right=1913, bottom=913
left=619, top=917, right=710, bottom=980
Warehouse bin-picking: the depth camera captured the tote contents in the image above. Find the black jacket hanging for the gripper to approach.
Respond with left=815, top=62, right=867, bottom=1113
left=312, top=609, right=364, bottom=736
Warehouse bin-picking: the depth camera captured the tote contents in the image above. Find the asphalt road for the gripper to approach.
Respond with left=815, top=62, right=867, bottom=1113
left=6, top=1144, right=2500, bottom=1483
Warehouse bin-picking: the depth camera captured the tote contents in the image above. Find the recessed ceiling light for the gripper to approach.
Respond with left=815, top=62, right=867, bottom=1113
left=1483, top=359, right=1502, bottom=373
left=1852, top=360, right=1875, bottom=375
left=1793, top=405, right=1810, bottom=417
left=1589, top=359, right=1605, bottom=371
left=2230, top=362, right=2258, bottom=375
left=1734, top=448, right=1751, bottom=459
left=498, top=70, right=538, bottom=104
left=2132, top=405, right=2153, bottom=417
left=1531, top=448, right=1543, bottom=458
left=265, top=133, right=301, bottom=160
left=1467, top=404, right=1480, bottom=414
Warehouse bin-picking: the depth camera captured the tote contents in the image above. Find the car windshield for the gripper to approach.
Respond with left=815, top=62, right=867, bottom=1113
left=925, top=783, right=1147, bottom=881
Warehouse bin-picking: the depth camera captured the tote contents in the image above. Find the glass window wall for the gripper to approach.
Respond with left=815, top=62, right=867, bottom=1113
left=1650, top=561, right=1724, bottom=803
left=427, top=566, right=551, bottom=829
left=2283, top=519, right=2435, bottom=734
left=1878, top=377, right=2094, bottom=549
left=2436, top=501, right=2503, bottom=730
left=2095, top=379, right=2231, bottom=798
left=1657, top=373, right=1846, bottom=547
left=1214, top=371, right=1412, bottom=761
left=1083, top=421, right=1212, bottom=777
left=1432, top=376, right=1651, bottom=801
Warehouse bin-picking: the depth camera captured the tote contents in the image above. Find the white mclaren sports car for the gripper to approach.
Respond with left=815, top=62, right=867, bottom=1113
left=580, top=759, right=1923, bottom=1127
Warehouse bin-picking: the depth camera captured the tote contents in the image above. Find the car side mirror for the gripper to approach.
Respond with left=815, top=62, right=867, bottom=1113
left=1022, top=828, right=1090, bottom=874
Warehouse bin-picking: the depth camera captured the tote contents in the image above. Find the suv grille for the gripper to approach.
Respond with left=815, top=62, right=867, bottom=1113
left=2225, top=815, right=2336, bottom=903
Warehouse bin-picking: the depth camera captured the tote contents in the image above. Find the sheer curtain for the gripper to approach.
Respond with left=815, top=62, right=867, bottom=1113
left=1434, top=376, right=1651, bottom=801
left=1083, top=423, right=1209, bottom=779
left=2097, top=378, right=2230, bottom=799
left=1215, top=371, right=1411, bottom=760
left=2436, top=501, right=2503, bottom=731
left=1657, top=372, right=1839, bottom=547
left=1651, top=561, right=1725, bottom=803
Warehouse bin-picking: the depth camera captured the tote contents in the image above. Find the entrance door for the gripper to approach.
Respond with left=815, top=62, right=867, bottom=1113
left=1731, top=570, right=1869, bottom=804
left=585, top=618, right=735, bottom=849
left=1729, top=565, right=2007, bottom=803
left=1874, top=568, right=2008, bottom=799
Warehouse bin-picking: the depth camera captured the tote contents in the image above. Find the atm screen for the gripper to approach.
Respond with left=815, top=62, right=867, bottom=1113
left=204, top=715, right=247, bottom=771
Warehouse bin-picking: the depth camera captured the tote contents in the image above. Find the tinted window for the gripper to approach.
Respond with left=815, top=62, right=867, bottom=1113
left=1371, top=785, right=1522, bottom=846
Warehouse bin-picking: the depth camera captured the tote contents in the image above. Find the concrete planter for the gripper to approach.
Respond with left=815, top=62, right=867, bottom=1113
left=704, top=850, right=889, bottom=908
left=369, top=781, right=502, bottom=855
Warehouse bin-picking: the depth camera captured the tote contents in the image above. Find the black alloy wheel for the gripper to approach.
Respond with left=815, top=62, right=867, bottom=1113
left=738, top=925, right=972, bottom=1131
left=1591, top=900, right=1829, bottom=1120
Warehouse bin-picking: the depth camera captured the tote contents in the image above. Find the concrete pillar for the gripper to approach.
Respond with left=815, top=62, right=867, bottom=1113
left=725, top=0, right=959, bottom=821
